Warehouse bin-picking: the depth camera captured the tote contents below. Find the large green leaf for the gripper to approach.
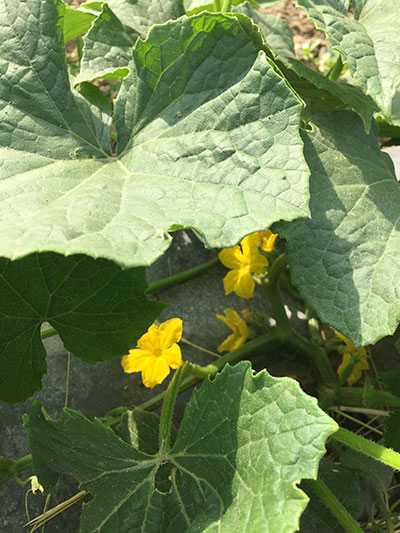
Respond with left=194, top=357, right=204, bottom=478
left=25, top=362, right=337, bottom=532
left=76, top=0, right=185, bottom=82
left=0, top=253, right=165, bottom=404
left=277, top=111, right=400, bottom=348
left=295, top=0, right=400, bottom=120
left=0, top=2, right=309, bottom=268
left=235, top=2, right=295, bottom=58
left=275, top=55, right=378, bottom=132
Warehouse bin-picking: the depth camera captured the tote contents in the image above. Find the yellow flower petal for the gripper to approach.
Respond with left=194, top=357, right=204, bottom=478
left=121, top=349, right=154, bottom=373
left=216, top=308, right=250, bottom=352
left=161, top=344, right=183, bottom=369
left=137, top=324, right=161, bottom=352
left=337, top=349, right=370, bottom=386
left=121, top=318, right=184, bottom=387
left=218, top=246, right=247, bottom=269
left=223, top=268, right=255, bottom=298
left=260, top=230, right=278, bottom=253
left=158, top=318, right=183, bottom=350
left=141, top=357, right=171, bottom=388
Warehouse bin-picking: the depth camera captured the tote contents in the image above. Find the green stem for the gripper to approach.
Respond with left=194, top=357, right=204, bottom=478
left=304, top=478, right=363, bottom=533
left=159, top=363, right=188, bottom=454
left=376, top=492, right=395, bottom=533
left=221, top=0, right=232, bottom=11
left=145, top=256, right=219, bottom=294
left=333, top=387, right=400, bottom=409
left=280, top=270, right=304, bottom=303
left=327, top=54, right=343, bottom=81
left=305, top=306, right=321, bottom=345
left=333, top=427, right=400, bottom=471
left=214, top=0, right=222, bottom=10
left=40, top=256, right=221, bottom=341
left=284, top=329, right=337, bottom=388
left=263, top=254, right=290, bottom=328
left=106, top=330, right=283, bottom=424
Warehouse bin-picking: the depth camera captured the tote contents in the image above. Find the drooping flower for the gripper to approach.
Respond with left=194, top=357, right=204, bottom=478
left=216, top=308, right=250, bottom=352
left=29, top=475, right=44, bottom=494
left=121, top=318, right=183, bottom=388
left=258, top=229, right=279, bottom=253
left=336, top=332, right=369, bottom=385
left=218, top=233, right=268, bottom=298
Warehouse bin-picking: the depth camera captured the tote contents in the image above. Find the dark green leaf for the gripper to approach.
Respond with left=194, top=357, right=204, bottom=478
left=275, top=55, right=378, bottom=132
left=384, top=411, right=400, bottom=453
left=300, top=459, right=361, bottom=532
left=0, top=253, right=165, bottom=403
left=115, top=409, right=178, bottom=455
left=379, top=365, right=400, bottom=397
left=340, top=448, right=393, bottom=518
left=25, top=362, right=337, bottom=531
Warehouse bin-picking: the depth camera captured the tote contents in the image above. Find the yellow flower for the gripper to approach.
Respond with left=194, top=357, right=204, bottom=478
left=29, top=475, right=44, bottom=495
left=218, top=233, right=268, bottom=298
left=258, top=229, right=278, bottom=253
left=216, top=308, right=250, bottom=352
left=121, top=318, right=183, bottom=388
left=336, top=332, right=369, bottom=385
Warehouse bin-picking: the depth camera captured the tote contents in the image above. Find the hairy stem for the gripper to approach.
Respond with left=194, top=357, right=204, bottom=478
left=333, top=426, right=400, bottom=471
left=304, top=478, right=363, bottom=533
left=159, top=362, right=188, bottom=454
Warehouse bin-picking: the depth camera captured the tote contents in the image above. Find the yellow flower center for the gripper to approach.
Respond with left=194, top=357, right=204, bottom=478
left=154, top=348, right=163, bottom=357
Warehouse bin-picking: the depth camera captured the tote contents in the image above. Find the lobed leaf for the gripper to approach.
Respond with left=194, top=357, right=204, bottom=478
left=277, top=111, right=400, bottom=348
left=0, top=3, right=309, bottom=268
left=76, top=0, right=185, bottom=82
left=0, top=253, right=165, bottom=403
left=295, top=0, right=400, bottom=120
left=25, top=362, right=337, bottom=532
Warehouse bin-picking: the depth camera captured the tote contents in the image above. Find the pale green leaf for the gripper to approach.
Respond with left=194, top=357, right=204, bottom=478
left=277, top=111, right=400, bottom=347
left=75, top=3, right=138, bottom=82
left=25, top=362, right=337, bottom=532
left=0, top=4, right=309, bottom=268
left=296, top=0, right=400, bottom=119
left=63, top=4, right=96, bottom=42
left=0, top=253, right=165, bottom=404
left=76, top=0, right=185, bottom=82
left=236, top=2, right=295, bottom=57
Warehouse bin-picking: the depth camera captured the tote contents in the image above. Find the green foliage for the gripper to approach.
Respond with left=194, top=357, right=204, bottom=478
left=296, top=0, right=400, bottom=120
left=0, top=253, right=165, bottom=403
left=2, top=0, right=400, bottom=530
left=300, top=459, right=361, bottom=532
left=25, top=362, right=337, bottom=532
left=277, top=112, right=400, bottom=347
